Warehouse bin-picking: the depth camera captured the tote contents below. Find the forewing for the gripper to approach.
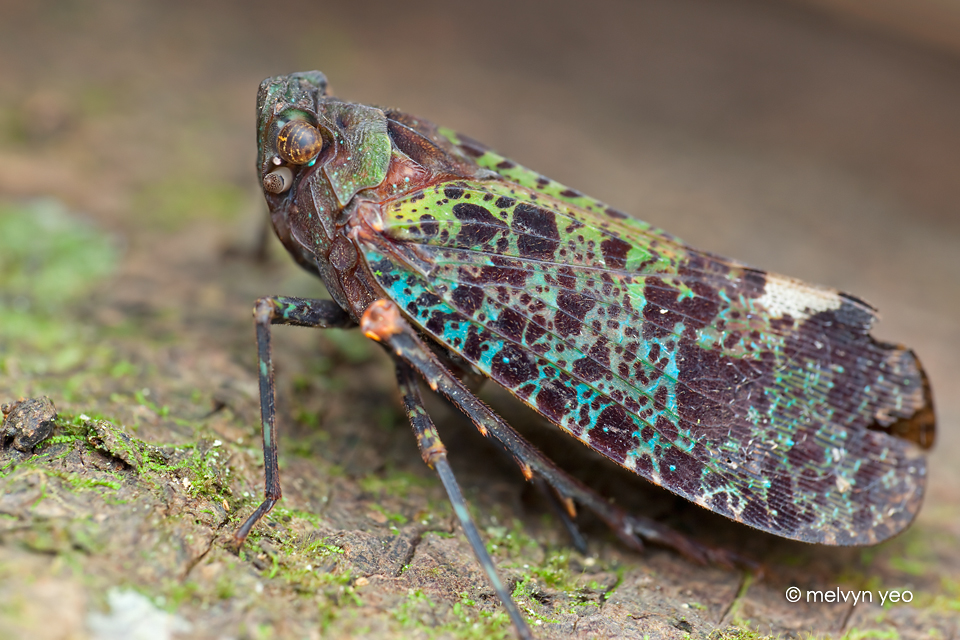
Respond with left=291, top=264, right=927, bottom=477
left=355, top=177, right=932, bottom=545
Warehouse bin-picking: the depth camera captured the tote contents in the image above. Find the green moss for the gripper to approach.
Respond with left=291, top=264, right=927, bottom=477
left=134, top=177, right=246, bottom=230
left=230, top=514, right=366, bottom=631
left=123, top=435, right=232, bottom=502
left=839, top=629, right=901, bottom=640
left=162, top=579, right=201, bottom=609
left=300, top=537, right=345, bottom=559
left=0, top=443, right=123, bottom=499
left=291, top=408, right=323, bottom=431
left=57, top=471, right=122, bottom=492
left=367, top=503, right=408, bottom=527
left=837, top=523, right=957, bottom=620
left=909, top=576, right=960, bottom=614
left=132, top=389, right=170, bottom=418
left=707, top=628, right=778, bottom=640
left=510, top=580, right=559, bottom=625
left=392, top=589, right=513, bottom=640
left=887, top=557, right=928, bottom=576
left=859, top=524, right=943, bottom=578
left=722, top=572, right=755, bottom=630
left=241, top=522, right=362, bottom=619
left=0, top=199, right=118, bottom=308
left=484, top=519, right=539, bottom=560
left=13, top=412, right=235, bottom=507
left=0, top=200, right=120, bottom=401
left=214, top=573, right=236, bottom=600
left=357, top=467, right=437, bottom=502
left=524, top=549, right=591, bottom=592
left=11, top=516, right=108, bottom=556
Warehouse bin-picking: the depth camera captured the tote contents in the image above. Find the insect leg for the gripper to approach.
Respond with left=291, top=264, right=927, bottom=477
left=232, top=297, right=356, bottom=549
left=534, top=478, right=588, bottom=554
left=395, top=361, right=534, bottom=640
left=362, top=300, right=748, bottom=569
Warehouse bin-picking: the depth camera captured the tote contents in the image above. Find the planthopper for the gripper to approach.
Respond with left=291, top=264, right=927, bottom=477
left=233, top=71, right=935, bottom=639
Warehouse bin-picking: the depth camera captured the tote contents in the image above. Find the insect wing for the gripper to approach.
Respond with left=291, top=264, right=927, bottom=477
left=352, top=144, right=932, bottom=545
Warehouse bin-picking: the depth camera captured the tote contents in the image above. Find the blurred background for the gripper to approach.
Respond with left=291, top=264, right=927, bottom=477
left=1, top=1, right=958, bottom=638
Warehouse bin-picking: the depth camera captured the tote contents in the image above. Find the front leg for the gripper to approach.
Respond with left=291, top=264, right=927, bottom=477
left=232, top=296, right=355, bottom=549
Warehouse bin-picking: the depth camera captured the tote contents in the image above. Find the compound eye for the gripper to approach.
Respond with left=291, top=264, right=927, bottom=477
left=262, top=166, right=293, bottom=194
left=276, top=120, right=323, bottom=165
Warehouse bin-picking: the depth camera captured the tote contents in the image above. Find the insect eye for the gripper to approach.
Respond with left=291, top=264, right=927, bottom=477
left=276, top=120, right=323, bottom=165
left=262, top=166, right=293, bottom=194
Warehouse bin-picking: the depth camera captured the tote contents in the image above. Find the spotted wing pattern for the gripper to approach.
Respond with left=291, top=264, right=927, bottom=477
left=353, top=161, right=931, bottom=545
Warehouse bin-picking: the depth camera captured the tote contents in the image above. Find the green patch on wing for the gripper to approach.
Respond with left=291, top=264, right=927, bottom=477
left=438, top=126, right=665, bottom=238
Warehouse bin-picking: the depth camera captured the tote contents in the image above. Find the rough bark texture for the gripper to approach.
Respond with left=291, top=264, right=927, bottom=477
left=1, top=1, right=958, bottom=638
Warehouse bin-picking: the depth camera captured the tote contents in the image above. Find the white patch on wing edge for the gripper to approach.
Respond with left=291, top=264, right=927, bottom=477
left=755, top=274, right=842, bottom=320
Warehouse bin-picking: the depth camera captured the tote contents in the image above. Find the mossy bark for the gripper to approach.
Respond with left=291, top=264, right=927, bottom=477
left=2, top=1, right=959, bottom=638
